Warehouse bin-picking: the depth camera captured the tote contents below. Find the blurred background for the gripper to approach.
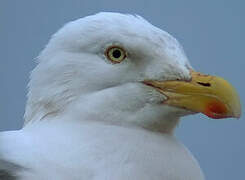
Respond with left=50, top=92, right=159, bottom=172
left=0, top=0, right=244, bottom=179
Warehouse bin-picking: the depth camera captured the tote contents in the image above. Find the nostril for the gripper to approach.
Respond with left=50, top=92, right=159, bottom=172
left=197, top=82, right=211, bottom=87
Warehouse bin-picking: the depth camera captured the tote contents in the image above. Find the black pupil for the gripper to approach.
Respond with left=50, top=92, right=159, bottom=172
left=112, top=49, right=122, bottom=59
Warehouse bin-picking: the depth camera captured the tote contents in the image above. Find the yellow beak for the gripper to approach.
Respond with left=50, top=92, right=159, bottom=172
left=144, top=70, right=241, bottom=119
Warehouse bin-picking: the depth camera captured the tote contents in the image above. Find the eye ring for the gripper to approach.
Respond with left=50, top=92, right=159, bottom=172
left=105, top=46, right=127, bottom=63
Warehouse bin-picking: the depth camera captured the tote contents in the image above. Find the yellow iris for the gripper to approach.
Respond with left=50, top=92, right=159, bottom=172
left=106, top=46, right=127, bottom=63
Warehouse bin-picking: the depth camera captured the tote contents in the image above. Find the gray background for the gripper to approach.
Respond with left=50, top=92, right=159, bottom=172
left=0, top=0, right=244, bottom=179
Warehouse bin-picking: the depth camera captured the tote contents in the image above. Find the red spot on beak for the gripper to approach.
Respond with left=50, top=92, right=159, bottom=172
left=204, top=101, right=228, bottom=119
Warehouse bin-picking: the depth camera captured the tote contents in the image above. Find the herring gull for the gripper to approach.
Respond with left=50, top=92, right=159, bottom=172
left=0, top=12, right=241, bottom=180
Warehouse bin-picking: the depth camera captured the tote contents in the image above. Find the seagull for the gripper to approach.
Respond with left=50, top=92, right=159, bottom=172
left=0, top=12, right=241, bottom=180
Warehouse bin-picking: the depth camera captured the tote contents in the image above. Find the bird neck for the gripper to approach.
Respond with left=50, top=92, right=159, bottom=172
left=63, top=100, right=181, bottom=134
left=24, top=83, right=181, bottom=134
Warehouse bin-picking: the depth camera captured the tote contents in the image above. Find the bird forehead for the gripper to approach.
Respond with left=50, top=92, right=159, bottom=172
left=48, top=12, right=190, bottom=71
left=58, top=12, right=180, bottom=49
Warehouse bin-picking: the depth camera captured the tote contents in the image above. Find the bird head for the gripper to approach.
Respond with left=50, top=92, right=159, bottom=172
left=24, top=12, right=241, bottom=133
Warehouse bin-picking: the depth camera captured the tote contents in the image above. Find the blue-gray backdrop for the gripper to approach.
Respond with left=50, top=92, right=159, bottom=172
left=0, top=1, right=244, bottom=179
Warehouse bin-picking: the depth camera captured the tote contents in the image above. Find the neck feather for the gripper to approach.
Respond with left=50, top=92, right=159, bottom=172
left=24, top=83, right=181, bottom=134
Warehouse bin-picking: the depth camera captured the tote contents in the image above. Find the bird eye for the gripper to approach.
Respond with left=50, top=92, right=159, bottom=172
left=105, top=46, right=127, bottom=63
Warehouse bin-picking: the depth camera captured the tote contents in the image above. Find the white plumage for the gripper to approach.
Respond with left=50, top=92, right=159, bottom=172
left=1, top=12, right=213, bottom=180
